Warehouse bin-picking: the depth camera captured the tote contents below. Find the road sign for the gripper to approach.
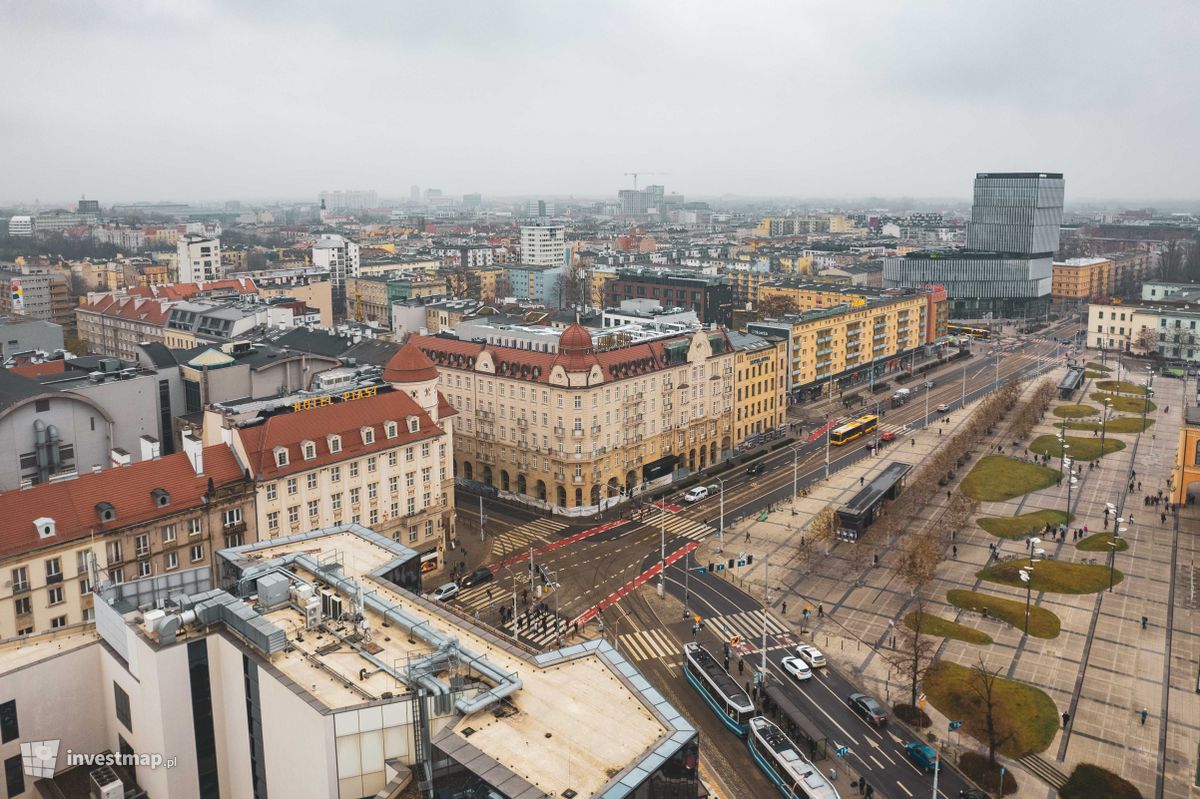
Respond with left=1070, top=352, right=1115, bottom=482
left=917, top=693, right=926, bottom=708
left=730, top=635, right=741, bottom=647
left=736, top=560, right=745, bottom=567
left=835, top=745, right=849, bottom=757
left=1000, top=766, right=1006, bottom=777
left=693, top=614, right=702, bottom=624
left=949, top=720, right=962, bottom=731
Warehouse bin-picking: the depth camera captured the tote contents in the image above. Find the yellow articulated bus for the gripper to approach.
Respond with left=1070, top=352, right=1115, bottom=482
left=829, top=414, right=879, bottom=446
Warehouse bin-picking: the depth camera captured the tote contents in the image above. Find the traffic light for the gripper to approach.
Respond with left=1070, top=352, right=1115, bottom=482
left=707, top=562, right=714, bottom=572
left=727, top=558, right=734, bottom=569
left=746, top=554, right=754, bottom=565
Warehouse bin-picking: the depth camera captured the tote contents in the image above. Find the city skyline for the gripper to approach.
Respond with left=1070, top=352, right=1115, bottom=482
left=2, top=1, right=1197, bottom=203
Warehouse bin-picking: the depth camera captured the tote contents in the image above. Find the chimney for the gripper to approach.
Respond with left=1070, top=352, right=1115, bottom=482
left=139, top=435, right=161, bottom=461
left=182, top=433, right=204, bottom=476
left=110, top=448, right=132, bottom=467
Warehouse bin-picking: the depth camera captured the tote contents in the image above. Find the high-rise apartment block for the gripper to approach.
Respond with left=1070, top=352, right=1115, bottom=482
left=176, top=234, right=223, bottom=283
left=311, top=234, right=360, bottom=315
left=519, top=223, right=566, bottom=267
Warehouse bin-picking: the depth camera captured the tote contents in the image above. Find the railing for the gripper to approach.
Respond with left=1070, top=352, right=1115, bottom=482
left=478, top=410, right=494, bottom=421
left=517, top=418, right=528, bottom=428
left=553, top=426, right=566, bottom=436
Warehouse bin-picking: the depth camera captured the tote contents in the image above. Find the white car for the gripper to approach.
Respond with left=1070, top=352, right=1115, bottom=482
left=795, top=644, right=826, bottom=669
left=781, top=655, right=813, bottom=681
left=430, top=582, right=460, bottom=602
left=683, top=486, right=709, bottom=503
left=935, top=403, right=950, bottom=412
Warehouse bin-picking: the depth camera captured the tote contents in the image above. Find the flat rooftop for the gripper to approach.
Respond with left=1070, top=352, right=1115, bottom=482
left=0, top=625, right=98, bottom=672
left=219, top=527, right=682, bottom=798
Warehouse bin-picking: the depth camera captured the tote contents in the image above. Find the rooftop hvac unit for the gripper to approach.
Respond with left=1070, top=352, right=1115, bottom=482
left=304, top=596, right=321, bottom=630
left=89, top=765, right=123, bottom=799
left=321, top=589, right=343, bottom=621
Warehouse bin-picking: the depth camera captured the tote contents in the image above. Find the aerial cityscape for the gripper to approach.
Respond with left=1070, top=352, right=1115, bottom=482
left=0, top=3, right=1197, bottom=799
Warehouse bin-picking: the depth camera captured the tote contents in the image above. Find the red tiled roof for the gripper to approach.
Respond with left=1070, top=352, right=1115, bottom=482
left=126, top=278, right=258, bottom=302
left=436, top=391, right=459, bottom=418
left=0, top=444, right=244, bottom=559
left=382, top=339, right=439, bottom=383
left=78, top=295, right=173, bottom=326
left=7, top=361, right=66, bottom=378
left=238, top=389, right=445, bottom=480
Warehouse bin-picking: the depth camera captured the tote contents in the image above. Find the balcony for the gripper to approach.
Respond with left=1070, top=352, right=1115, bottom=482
left=553, top=426, right=566, bottom=437
left=11, top=582, right=29, bottom=595
left=223, top=521, right=248, bottom=536
left=517, top=418, right=528, bottom=428
left=478, top=430, right=494, bottom=442
left=591, top=424, right=602, bottom=435
left=571, top=428, right=584, bottom=438
left=624, top=392, right=644, bottom=404
left=572, top=475, right=584, bottom=484
left=663, top=402, right=673, bottom=412
left=628, top=413, right=644, bottom=425
left=478, top=410, right=494, bottom=421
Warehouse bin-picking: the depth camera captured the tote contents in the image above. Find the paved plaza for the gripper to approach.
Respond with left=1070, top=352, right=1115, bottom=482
left=702, top=361, right=1198, bottom=799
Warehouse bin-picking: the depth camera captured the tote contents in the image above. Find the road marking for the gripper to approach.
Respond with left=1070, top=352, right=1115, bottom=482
left=492, top=519, right=629, bottom=572
left=869, top=754, right=884, bottom=770
left=572, top=541, right=700, bottom=626
left=895, top=781, right=913, bottom=797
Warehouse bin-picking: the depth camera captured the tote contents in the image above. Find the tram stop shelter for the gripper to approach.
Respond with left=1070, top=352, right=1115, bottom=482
left=763, top=683, right=831, bottom=760
left=1058, top=366, right=1085, bottom=399
left=835, top=461, right=914, bottom=541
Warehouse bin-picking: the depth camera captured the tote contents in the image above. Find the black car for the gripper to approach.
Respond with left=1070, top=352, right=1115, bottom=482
left=746, top=462, right=765, bottom=476
left=962, top=790, right=991, bottom=799
left=847, top=692, right=887, bottom=726
left=460, top=566, right=494, bottom=588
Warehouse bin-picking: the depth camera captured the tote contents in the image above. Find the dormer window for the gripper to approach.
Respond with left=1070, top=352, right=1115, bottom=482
left=384, top=421, right=398, bottom=439
left=150, top=488, right=170, bottom=508
left=302, top=440, right=317, bottom=460
left=407, top=416, right=420, bottom=433
left=361, top=426, right=375, bottom=445
left=274, top=447, right=289, bottom=468
left=95, top=502, right=116, bottom=523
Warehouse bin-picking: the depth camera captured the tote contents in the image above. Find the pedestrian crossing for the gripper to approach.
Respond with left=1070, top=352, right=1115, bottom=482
left=490, top=518, right=566, bottom=557
left=619, top=627, right=681, bottom=663
left=640, top=513, right=715, bottom=543
left=501, top=607, right=569, bottom=649
left=455, top=581, right=513, bottom=613
left=711, top=610, right=794, bottom=654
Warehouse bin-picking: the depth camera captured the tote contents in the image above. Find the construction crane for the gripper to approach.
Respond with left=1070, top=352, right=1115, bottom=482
left=624, top=171, right=666, bottom=190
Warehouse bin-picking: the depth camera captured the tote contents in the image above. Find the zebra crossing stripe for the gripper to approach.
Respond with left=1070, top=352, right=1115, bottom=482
left=620, top=628, right=677, bottom=662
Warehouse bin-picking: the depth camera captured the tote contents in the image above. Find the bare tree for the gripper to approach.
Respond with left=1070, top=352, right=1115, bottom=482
left=754, top=294, right=798, bottom=319
left=891, top=594, right=938, bottom=709
left=969, top=655, right=1016, bottom=764
left=1133, top=326, right=1158, bottom=355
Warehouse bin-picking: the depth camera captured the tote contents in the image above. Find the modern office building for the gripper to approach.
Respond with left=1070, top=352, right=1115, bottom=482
left=519, top=223, right=567, bottom=267
left=413, top=322, right=736, bottom=514
left=311, top=234, right=361, bottom=316
left=884, top=172, right=1064, bottom=319
left=176, top=234, right=223, bottom=284
left=6, top=216, right=32, bottom=237
left=0, top=317, right=64, bottom=358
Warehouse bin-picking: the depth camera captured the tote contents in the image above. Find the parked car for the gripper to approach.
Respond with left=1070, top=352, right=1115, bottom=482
left=847, top=692, right=887, bottom=726
left=936, top=403, right=950, bottom=412
left=925, top=380, right=935, bottom=389
left=905, top=741, right=940, bottom=772
left=781, top=656, right=813, bottom=682
left=460, top=566, right=494, bottom=588
left=430, top=582, right=460, bottom=601
left=794, top=644, right=826, bottom=668
left=880, top=431, right=897, bottom=442
left=683, top=486, right=710, bottom=503
left=746, top=462, right=765, bottom=477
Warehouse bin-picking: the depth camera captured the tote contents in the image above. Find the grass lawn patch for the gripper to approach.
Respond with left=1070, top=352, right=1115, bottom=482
left=1029, top=434, right=1125, bottom=461
left=903, top=610, right=994, bottom=644
left=1077, top=532, right=1129, bottom=552
left=923, top=660, right=1059, bottom=758
left=1095, top=379, right=1149, bottom=395
left=1084, top=370, right=1106, bottom=378
left=1052, top=404, right=1098, bottom=418
left=977, top=509, right=1071, bottom=539
left=947, top=589, right=1061, bottom=638
left=1055, top=416, right=1154, bottom=434
left=962, top=456, right=1060, bottom=502
left=977, top=557, right=1122, bottom=593
left=1090, top=392, right=1156, bottom=414
left=959, top=751, right=1019, bottom=796
left=1060, top=763, right=1143, bottom=799
left=1085, top=361, right=1111, bottom=372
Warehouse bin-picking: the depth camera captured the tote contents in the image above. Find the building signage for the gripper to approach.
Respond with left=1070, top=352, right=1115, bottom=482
left=291, top=386, right=379, bottom=413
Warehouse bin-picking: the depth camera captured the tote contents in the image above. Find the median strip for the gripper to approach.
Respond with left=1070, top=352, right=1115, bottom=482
left=489, top=519, right=630, bottom=573
left=572, top=541, right=700, bottom=626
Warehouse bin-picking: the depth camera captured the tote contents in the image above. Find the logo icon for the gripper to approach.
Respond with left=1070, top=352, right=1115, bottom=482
left=20, top=740, right=59, bottom=778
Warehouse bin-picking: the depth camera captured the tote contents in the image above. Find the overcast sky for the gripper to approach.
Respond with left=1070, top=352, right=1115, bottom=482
left=2, top=0, right=1197, bottom=205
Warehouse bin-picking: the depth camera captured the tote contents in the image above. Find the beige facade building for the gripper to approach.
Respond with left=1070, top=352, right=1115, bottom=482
left=413, top=324, right=736, bottom=515
left=730, top=331, right=788, bottom=444
left=75, top=294, right=173, bottom=359
left=0, top=438, right=255, bottom=639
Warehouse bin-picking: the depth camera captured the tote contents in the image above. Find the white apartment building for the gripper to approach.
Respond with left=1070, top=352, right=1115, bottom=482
left=519, top=223, right=566, bottom=267
left=6, top=216, right=32, bottom=237
left=311, top=234, right=361, bottom=314
left=176, top=235, right=222, bottom=283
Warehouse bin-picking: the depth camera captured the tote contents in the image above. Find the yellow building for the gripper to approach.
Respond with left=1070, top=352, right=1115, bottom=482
left=747, top=292, right=932, bottom=400
left=1053, top=257, right=1112, bottom=301
left=1172, top=406, right=1200, bottom=505
left=414, top=324, right=736, bottom=514
left=757, top=279, right=879, bottom=312
left=730, top=332, right=787, bottom=444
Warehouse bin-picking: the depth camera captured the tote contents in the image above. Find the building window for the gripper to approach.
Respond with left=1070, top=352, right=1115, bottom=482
left=350, top=487, right=361, bottom=505
left=5, top=754, right=24, bottom=797
left=274, top=449, right=289, bottom=467
left=388, top=452, right=397, bottom=467
left=408, top=528, right=418, bottom=543
left=368, top=482, right=378, bottom=500
left=361, top=427, right=375, bottom=445
left=188, top=518, right=201, bottom=536
left=223, top=508, right=242, bottom=527
left=286, top=477, right=298, bottom=495
left=302, top=441, right=316, bottom=460
left=45, top=557, right=61, bottom=581
left=13, top=597, right=30, bottom=616
left=331, top=494, right=342, bottom=512
left=389, top=476, right=399, bottom=494
left=350, top=462, right=359, bottom=478
left=114, top=682, right=132, bottom=731
left=137, top=560, right=152, bottom=578
left=367, top=456, right=377, bottom=473
left=287, top=506, right=299, bottom=525
left=330, top=465, right=340, bottom=482
left=328, top=435, right=342, bottom=454
left=191, top=544, right=204, bottom=562
left=79, top=576, right=91, bottom=595
left=307, top=499, right=319, bottom=518
left=425, top=520, right=434, bottom=537
left=407, top=497, right=416, bottom=515
left=135, top=534, right=150, bottom=558
left=163, top=524, right=177, bottom=543
left=165, top=551, right=179, bottom=571
left=406, top=471, right=415, bottom=488
left=307, top=473, right=318, bottom=490
left=267, top=511, right=279, bottom=531
left=10, top=567, right=27, bottom=593
left=0, top=700, right=18, bottom=744
left=106, top=540, right=122, bottom=565
left=385, top=421, right=398, bottom=439
left=369, top=508, right=379, bottom=526
left=406, top=447, right=415, bottom=462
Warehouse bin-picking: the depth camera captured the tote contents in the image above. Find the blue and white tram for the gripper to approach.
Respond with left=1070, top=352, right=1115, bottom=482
left=682, top=642, right=754, bottom=736
left=747, top=716, right=841, bottom=799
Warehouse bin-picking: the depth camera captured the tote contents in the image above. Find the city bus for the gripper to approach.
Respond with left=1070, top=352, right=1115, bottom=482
left=947, top=323, right=991, bottom=340
left=747, top=717, right=841, bottom=799
left=682, top=642, right=754, bottom=737
left=829, top=415, right=879, bottom=446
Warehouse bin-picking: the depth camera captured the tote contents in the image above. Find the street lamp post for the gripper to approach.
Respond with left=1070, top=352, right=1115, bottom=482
left=1056, top=433, right=1070, bottom=476
left=714, top=476, right=726, bottom=551
left=1109, top=523, right=1126, bottom=592
left=962, top=358, right=967, bottom=406
left=1100, top=398, right=1112, bottom=458
left=1064, top=460, right=1077, bottom=519
left=657, top=501, right=666, bottom=597
left=924, top=381, right=930, bottom=429
left=824, top=424, right=831, bottom=480
left=791, top=446, right=800, bottom=515
left=1019, top=563, right=1035, bottom=635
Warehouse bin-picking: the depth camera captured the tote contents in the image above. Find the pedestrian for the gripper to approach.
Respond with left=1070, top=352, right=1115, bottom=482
left=859, top=779, right=866, bottom=796
left=860, top=476, right=865, bottom=486
left=818, top=603, right=824, bottom=618
left=1140, top=708, right=1148, bottom=725
left=745, top=530, right=751, bottom=543
left=1138, top=481, right=1142, bottom=491
left=782, top=600, right=788, bottom=614
left=1062, top=712, right=1070, bottom=728
left=952, top=544, right=957, bottom=559
left=1162, top=512, right=1167, bottom=524
left=865, top=784, right=874, bottom=798
left=1141, top=615, right=1148, bottom=629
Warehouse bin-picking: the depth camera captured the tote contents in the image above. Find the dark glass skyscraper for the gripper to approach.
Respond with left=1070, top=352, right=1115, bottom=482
left=966, top=172, right=1065, bottom=255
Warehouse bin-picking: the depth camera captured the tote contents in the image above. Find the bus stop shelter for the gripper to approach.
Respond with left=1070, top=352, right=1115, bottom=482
left=763, top=683, right=833, bottom=761
left=836, top=461, right=914, bottom=541
left=1058, top=366, right=1085, bottom=399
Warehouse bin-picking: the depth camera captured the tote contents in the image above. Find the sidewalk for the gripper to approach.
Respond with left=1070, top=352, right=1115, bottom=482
left=692, top=362, right=1198, bottom=799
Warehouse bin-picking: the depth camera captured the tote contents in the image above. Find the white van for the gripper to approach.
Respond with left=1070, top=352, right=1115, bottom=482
left=683, top=486, right=709, bottom=503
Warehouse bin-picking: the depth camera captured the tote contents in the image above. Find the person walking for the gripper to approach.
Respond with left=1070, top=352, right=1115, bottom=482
left=952, top=545, right=958, bottom=559
left=818, top=603, right=825, bottom=618
left=1140, top=708, right=1149, bottom=725
left=1062, top=712, right=1071, bottom=728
